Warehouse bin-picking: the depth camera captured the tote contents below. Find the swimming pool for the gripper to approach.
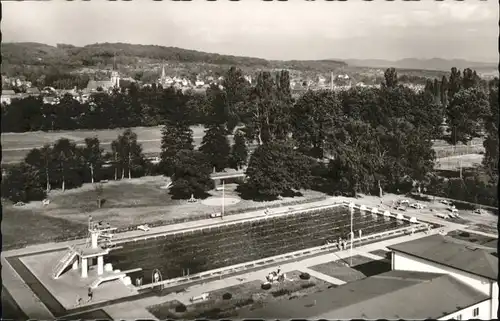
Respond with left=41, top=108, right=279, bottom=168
left=107, top=206, right=409, bottom=284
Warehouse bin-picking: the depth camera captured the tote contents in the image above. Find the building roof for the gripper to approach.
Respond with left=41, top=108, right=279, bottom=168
left=2, top=89, right=16, bottom=96
left=239, top=270, right=489, bottom=320
left=86, top=80, right=114, bottom=91
left=26, top=87, right=40, bottom=94
left=388, top=234, right=498, bottom=280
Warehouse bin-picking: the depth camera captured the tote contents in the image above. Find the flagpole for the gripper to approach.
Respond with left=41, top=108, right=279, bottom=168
left=222, top=180, right=225, bottom=220
left=350, top=207, right=353, bottom=266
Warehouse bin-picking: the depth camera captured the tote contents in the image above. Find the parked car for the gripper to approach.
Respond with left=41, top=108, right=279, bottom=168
left=447, top=207, right=458, bottom=214
left=435, top=212, right=450, bottom=219
left=395, top=205, right=407, bottom=211
left=210, top=212, right=222, bottom=218
left=398, top=199, right=410, bottom=205
left=440, top=199, right=452, bottom=206
left=410, top=203, right=426, bottom=209
left=473, top=209, right=487, bottom=215
left=137, top=224, right=150, bottom=232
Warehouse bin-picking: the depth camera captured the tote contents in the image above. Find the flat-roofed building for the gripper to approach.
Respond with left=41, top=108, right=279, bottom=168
left=242, top=234, right=498, bottom=320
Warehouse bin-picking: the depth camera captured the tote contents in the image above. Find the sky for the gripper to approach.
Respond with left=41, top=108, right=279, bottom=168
left=2, top=0, right=498, bottom=62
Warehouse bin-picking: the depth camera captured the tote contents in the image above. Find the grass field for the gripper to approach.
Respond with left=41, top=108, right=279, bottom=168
left=1, top=127, right=483, bottom=164
left=435, top=154, right=484, bottom=171
left=147, top=270, right=332, bottom=319
left=1, top=176, right=327, bottom=249
left=1, top=125, right=242, bottom=164
left=309, top=255, right=391, bottom=283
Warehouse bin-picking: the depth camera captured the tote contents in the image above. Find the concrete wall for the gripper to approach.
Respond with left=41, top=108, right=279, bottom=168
left=393, top=251, right=492, bottom=295
left=439, top=300, right=491, bottom=320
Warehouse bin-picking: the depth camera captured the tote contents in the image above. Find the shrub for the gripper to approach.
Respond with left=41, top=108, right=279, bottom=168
left=235, top=298, right=254, bottom=308
left=301, top=282, right=315, bottom=289
left=299, top=272, right=310, bottom=280
left=272, top=289, right=292, bottom=297
left=222, top=292, right=232, bottom=300
left=175, top=304, right=187, bottom=313
left=261, top=283, right=272, bottom=290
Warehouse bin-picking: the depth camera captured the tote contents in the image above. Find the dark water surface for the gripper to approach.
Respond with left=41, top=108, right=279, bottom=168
left=107, top=207, right=409, bottom=283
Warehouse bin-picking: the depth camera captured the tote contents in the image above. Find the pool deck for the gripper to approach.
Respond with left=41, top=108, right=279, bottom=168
left=2, top=196, right=494, bottom=320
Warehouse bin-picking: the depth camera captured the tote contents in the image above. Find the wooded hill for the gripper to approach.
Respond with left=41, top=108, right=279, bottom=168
left=1, top=42, right=348, bottom=76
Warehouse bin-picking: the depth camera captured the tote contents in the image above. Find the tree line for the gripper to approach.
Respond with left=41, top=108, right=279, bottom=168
left=2, top=66, right=498, bottom=207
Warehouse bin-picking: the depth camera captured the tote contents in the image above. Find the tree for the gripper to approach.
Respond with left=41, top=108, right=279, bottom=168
left=199, top=124, right=231, bottom=172
left=24, top=144, right=53, bottom=193
left=445, top=87, right=490, bottom=146
left=114, top=129, right=146, bottom=179
left=94, top=182, right=104, bottom=209
left=383, top=68, right=398, bottom=88
left=292, top=90, right=343, bottom=158
left=52, top=138, right=81, bottom=191
left=244, top=142, right=315, bottom=198
left=229, top=130, right=248, bottom=170
left=447, top=67, right=462, bottom=102
left=160, top=124, right=194, bottom=176
left=222, top=66, right=251, bottom=132
left=1, top=163, right=46, bottom=203
left=169, top=150, right=214, bottom=199
left=80, top=137, right=104, bottom=183
left=482, top=78, right=499, bottom=182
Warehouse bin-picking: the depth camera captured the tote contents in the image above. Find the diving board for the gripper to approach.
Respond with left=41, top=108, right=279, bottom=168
left=90, top=268, right=142, bottom=289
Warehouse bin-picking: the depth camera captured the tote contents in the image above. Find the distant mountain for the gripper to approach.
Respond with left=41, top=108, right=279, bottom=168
left=345, top=58, right=497, bottom=72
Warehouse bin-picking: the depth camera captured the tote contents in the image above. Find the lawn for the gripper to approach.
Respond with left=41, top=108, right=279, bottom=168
left=447, top=230, right=496, bottom=245
left=309, top=255, right=391, bottom=283
left=435, top=154, right=484, bottom=171
left=1, top=176, right=327, bottom=249
left=369, top=249, right=391, bottom=260
left=147, top=270, right=333, bottom=319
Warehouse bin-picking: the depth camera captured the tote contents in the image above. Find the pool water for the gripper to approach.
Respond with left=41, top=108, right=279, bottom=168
left=107, top=207, right=409, bottom=284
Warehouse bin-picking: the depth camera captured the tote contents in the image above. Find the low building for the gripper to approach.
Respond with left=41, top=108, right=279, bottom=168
left=242, top=234, right=498, bottom=320
left=388, top=234, right=498, bottom=320
left=1, top=90, right=17, bottom=105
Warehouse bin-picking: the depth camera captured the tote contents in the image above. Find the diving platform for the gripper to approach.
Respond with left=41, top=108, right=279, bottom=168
left=52, top=217, right=120, bottom=280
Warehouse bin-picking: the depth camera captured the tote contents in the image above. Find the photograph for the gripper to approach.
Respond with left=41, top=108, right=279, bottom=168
left=1, top=0, right=498, bottom=320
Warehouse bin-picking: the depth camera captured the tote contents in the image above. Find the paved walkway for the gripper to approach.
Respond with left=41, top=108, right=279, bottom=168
left=1, top=259, right=54, bottom=320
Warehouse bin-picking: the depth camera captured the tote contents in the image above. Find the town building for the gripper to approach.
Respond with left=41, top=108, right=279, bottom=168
left=1, top=90, right=16, bottom=105
left=241, top=234, right=498, bottom=320
left=86, top=70, right=121, bottom=93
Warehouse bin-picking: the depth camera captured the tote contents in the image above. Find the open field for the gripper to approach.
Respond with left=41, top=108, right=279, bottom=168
left=309, top=255, right=391, bottom=283
left=1, top=176, right=327, bottom=249
left=435, top=154, right=484, bottom=171
left=1, top=128, right=483, bottom=164
left=147, top=270, right=332, bottom=319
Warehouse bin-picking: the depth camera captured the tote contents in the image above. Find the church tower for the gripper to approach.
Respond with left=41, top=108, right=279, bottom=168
left=110, top=53, right=120, bottom=87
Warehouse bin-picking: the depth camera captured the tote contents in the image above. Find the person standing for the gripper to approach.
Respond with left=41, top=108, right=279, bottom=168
left=88, top=287, right=93, bottom=302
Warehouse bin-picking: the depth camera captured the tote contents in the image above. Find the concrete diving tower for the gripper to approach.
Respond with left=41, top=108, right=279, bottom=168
left=52, top=217, right=117, bottom=279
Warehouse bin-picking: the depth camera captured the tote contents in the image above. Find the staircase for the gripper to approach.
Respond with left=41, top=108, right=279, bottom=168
left=52, top=246, right=78, bottom=279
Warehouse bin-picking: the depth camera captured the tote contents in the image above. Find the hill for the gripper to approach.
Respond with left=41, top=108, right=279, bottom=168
left=1, top=42, right=348, bottom=76
left=346, top=58, right=497, bottom=73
